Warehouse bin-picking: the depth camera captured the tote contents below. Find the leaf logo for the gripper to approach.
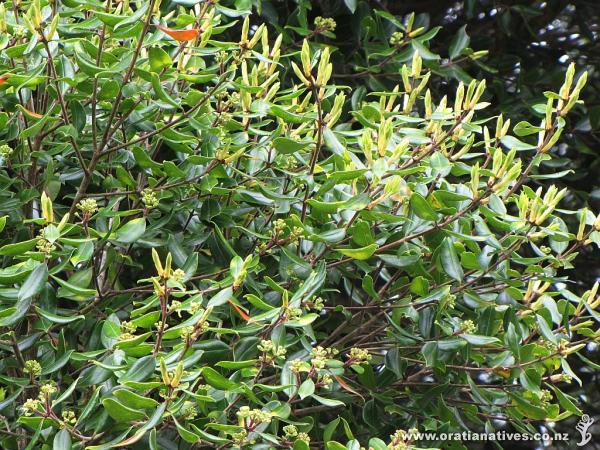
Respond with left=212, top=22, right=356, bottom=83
left=575, top=414, right=594, bottom=447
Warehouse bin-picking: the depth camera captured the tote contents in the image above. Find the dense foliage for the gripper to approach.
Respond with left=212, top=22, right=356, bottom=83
left=251, top=0, right=600, bottom=304
left=250, top=0, right=600, bottom=192
left=0, top=1, right=599, bottom=449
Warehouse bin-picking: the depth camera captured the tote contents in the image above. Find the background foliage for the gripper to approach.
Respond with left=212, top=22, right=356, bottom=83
left=0, top=0, right=599, bottom=449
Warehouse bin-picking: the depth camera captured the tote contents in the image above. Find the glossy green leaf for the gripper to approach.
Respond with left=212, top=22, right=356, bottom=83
left=335, top=244, right=378, bottom=260
left=102, top=398, right=147, bottom=422
left=35, top=307, right=84, bottom=324
left=440, top=238, right=464, bottom=282
left=201, top=367, right=238, bottom=390
left=449, top=25, right=470, bottom=59
left=18, top=263, right=47, bottom=301
left=410, top=193, right=438, bottom=221
left=112, top=218, right=147, bottom=244
left=53, top=429, right=71, bottom=450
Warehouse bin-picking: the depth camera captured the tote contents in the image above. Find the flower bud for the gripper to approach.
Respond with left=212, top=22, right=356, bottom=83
left=301, top=39, right=311, bottom=77
left=240, top=16, right=249, bottom=44
left=170, top=361, right=183, bottom=387
left=159, top=358, right=171, bottom=385
left=47, top=13, right=59, bottom=40
left=41, top=191, right=54, bottom=223
left=314, top=16, right=336, bottom=33
left=389, top=31, right=404, bottom=47
left=454, top=82, right=464, bottom=116
left=248, top=24, right=265, bottom=50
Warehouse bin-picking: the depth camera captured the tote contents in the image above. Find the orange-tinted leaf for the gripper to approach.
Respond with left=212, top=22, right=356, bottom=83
left=228, top=299, right=252, bottom=322
left=21, top=107, right=43, bottom=119
left=113, top=429, right=146, bottom=447
left=0, top=75, right=9, bottom=85
left=156, top=25, right=200, bottom=42
left=493, top=367, right=511, bottom=379
left=334, top=375, right=365, bottom=401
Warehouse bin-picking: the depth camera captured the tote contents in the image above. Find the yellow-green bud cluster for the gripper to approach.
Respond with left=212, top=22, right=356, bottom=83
left=22, top=398, right=42, bottom=416
left=310, top=346, right=338, bottom=369
left=118, top=332, right=135, bottom=342
left=290, top=226, right=303, bottom=240
left=0, top=144, right=13, bottom=160
left=23, top=382, right=59, bottom=415
left=190, top=301, right=204, bottom=315
left=232, top=429, right=247, bottom=445
left=13, top=25, right=27, bottom=38
left=154, top=320, right=169, bottom=331
left=283, top=424, right=298, bottom=438
left=296, top=432, right=310, bottom=443
left=290, top=358, right=308, bottom=374
left=257, top=339, right=274, bottom=353
left=0, top=5, right=6, bottom=34
left=215, top=111, right=232, bottom=126
left=121, top=321, right=137, bottom=334
left=196, top=319, right=209, bottom=334
left=539, top=339, right=557, bottom=351
left=389, top=31, right=404, bottom=47
left=539, top=389, right=553, bottom=404
left=77, top=198, right=98, bottom=215
left=388, top=429, right=417, bottom=450
left=24, top=360, right=42, bottom=376
left=62, top=410, right=77, bottom=425
left=279, top=155, right=298, bottom=169
left=258, top=339, right=287, bottom=363
left=225, top=91, right=240, bottom=107
left=172, top=268, right=186, bottom=283
left=36, top=237, right=56, bottom=254
left=318, top=373, right=333, bottom=386
left=169, top=300, right=182, bottom=312
left=40, top=383, right=58, bottom=396
left=309, top=296, right=325, bottom=311
left=285, top=306, right=302, bottom=320
left=348, top=347, right=372, bottom=364
left=180, top=401, right=198, bottom=420
left=120, top=322, right=141, bottom=338
left=271, top=218, right=286, bottom=235
left=555, top=338, right=568, bottom=351
left=180, top=326, right=195, bottom=341
left=459, top=319, right=476, bottom=334
left=236, top=406, right=273, bottom=425
left=216, top=51, right=228, bottom=64
left=314, top=16, right=336, bottom=32
left=142, top=188, right=159, bottom=209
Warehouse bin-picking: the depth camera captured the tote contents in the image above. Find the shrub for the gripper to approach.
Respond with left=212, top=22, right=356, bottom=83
left=0, top=1, right=598, bottom=449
